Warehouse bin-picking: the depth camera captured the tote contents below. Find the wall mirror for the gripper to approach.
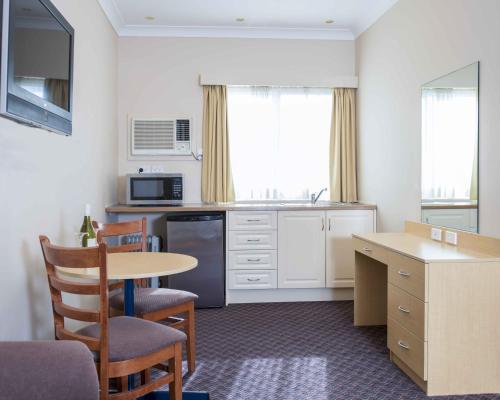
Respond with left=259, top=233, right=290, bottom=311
left=421, top=62, right=479, bottom=232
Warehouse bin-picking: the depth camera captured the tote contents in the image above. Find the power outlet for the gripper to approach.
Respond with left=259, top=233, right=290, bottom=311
left=137, top=165, right=151, bottom=173
left=431, top=227, right=442, bottom=241
left=151, top=165, right=164, bottom=173
left=445, top=231, right=458, bottom=246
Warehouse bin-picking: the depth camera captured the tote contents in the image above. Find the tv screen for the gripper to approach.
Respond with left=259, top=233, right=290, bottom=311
left=0, top=0, right=74, bottom=135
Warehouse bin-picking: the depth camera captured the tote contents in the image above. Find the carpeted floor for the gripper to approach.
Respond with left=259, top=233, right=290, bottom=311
left=174, top=301, right=500, bottom=400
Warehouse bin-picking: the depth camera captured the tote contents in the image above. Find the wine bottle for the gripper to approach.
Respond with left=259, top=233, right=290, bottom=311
left=80, top=204, right=97, bottom=247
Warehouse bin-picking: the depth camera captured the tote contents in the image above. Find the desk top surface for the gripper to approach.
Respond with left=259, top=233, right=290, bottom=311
left=353, top=232, right=500, bottom=263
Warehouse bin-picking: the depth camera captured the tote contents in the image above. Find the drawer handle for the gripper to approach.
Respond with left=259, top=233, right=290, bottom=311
left=362, top=247, right=373, bottom=252
left=247, top=258, right=261, bottom=262
left=398, top=270, right=411, bottom=277
left=246, top=219, right=261, bottom=222
left=247, top=278, right=261, bottom=282
left=397, top=340, right=410, bottom=350
left=398, top=305, right=410, bottom=314
left=246, top=239, right=261, bottom=243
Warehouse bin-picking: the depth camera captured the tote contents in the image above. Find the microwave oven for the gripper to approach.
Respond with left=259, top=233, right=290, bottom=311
left=126, top=174, right=183, bottom=205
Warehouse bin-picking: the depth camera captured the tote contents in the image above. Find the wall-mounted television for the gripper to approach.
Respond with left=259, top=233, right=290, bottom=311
left=0, top=0, right=74, bottom=135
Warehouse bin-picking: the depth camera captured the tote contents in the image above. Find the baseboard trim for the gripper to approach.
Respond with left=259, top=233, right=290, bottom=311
left=227, top=288, right=354, bottom=304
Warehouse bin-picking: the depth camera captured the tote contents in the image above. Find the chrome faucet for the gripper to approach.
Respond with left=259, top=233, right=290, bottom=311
left=311, top=188, right=328, bottom=204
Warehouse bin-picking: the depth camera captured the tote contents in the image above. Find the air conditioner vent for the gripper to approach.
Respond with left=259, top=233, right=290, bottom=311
left=176, top=119, right=190, bottom=142
left=131, top=118, right=192, bottom=156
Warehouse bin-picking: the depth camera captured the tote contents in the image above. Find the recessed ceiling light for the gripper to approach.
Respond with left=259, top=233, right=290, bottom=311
left=145, top=16, right=155, bottom=21
left=235, top=17, right=245, bottom=22
left=325, top=19, right=335, bottom=24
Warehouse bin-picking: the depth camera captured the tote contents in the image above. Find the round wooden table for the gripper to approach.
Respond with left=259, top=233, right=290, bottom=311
left=57, top=252, right=198, bottom=316
left=57, top=252, right=208, bottom=399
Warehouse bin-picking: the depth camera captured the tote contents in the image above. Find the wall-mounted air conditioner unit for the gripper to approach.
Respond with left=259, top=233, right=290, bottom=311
left=130, top=118, right=192, bottom=156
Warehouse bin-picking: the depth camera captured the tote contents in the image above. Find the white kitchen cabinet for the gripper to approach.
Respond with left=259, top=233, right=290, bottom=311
left=421, top=208, right=477, bottom=232
left=326, top=210, right=375, bottom=288
left=277, top=211, right=326, bottom=288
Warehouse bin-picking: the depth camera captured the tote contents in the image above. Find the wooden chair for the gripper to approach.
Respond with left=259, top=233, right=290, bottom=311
left=39, top=235, right=185, bottom=400
left=94, top=218, right=197, bottom=373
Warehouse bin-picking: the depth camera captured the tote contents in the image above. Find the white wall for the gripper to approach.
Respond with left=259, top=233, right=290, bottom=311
left=0, top=0, right=118, bottom=340
left=117, top=37, right=356, bottom=202
left=356, top=0, right=500, bottom=235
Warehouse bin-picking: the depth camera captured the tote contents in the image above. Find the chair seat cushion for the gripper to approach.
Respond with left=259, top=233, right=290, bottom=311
left=110, top=288, right=198, bottom=315
left=0, top=341, right=98, bottom=400
left=76, top=316, right=186, bottom=362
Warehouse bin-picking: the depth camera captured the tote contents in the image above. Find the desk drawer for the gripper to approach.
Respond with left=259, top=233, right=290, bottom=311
left=388, top=283, right=427, bottom=340
left=388, top=318, right=427, bottom=380
left=228, top=230, right=277, bottom=250
left=388, top=253, right=427, bottom=301
left=228, top=211, right=277, bottom=230
left=228, top=250, right=277, bottom=270
left=228, top=270, right=277, bottom=289
left=353, top=238, right=388, bottom=264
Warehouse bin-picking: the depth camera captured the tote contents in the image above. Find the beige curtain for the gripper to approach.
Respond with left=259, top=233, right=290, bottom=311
left=330, top=88, right=358, bottom=202
left=44, top=79, right=69, bottom=110
left=201, top=85, right=235, bottom=202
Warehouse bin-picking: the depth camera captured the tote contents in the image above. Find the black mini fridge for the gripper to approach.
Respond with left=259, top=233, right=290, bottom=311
left=165, top=213, right=225, bottom=308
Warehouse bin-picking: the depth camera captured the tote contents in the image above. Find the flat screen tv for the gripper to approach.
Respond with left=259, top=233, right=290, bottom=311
left=0, top=0, right=74, bottom=135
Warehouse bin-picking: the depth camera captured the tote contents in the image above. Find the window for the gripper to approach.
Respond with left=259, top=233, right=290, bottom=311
left=227, top=86, right=332, bottom=201
left=421, top=88, right=478, bottom=200
left=14, top=76, right=45, bottom=99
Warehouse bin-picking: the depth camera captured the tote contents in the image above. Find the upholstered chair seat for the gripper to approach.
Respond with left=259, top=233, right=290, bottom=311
left=77, top=316, right=186, bottom=362
left=110, top=288, right=198, bottom=316
left=0, top=341, right=99, bottom=400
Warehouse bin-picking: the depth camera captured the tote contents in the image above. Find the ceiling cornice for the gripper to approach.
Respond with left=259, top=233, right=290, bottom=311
left=119, top=25, right=354, bottom=40
left=97, top=0, right=124, bottom=33
left=97, top=0, right=354, bottom=40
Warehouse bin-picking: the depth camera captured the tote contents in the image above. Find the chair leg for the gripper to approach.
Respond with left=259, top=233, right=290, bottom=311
left=100, top=368, right=109, bottom=400
left=186, top=302, right=196, bottom=373
left=169, top=343, right=183, bottom=400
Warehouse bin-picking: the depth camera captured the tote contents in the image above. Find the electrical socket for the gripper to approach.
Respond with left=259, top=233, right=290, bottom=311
left=137, top=165, right=151, bottom=173
left=151, top=165, right=164, bottom=173
left=445, top=231, right=458, bottom=246
left=431, top=227, right=442, bottom=241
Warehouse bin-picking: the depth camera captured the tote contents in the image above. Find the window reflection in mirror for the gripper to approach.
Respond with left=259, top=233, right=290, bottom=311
left=421, top=62, right=479, bottom=232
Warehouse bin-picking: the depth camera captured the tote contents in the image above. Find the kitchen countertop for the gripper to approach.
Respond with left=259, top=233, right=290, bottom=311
left=106, top=201, right=377, bottom=213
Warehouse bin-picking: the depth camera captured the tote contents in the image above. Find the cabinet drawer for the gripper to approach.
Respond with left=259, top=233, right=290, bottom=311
left=353, top=238, right=389, bottom=264
left=228, top=211, right=277, bottom=230
left=228, top=270, right=277, bottom=289
left=228, top=231, right=277, bottom=250
left=388, top=283, right=427, bottom=340
left=388, top=318, right=427, bottom=380
left=228, top=250, right=277, bottom=270
left=388, top=252, right=427, bottom=301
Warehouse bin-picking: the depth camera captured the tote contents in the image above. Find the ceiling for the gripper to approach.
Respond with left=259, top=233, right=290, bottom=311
left=97, top=0, right=398, bottom=40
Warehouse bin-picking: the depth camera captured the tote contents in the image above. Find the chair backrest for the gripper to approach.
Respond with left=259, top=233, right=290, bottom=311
left=93, top=218, right=147, bottom=253
left=39, top=236, right=109, bottom=364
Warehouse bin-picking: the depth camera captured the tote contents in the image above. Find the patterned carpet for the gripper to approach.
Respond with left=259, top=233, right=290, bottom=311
left=170, top=301, right=500, bottom=400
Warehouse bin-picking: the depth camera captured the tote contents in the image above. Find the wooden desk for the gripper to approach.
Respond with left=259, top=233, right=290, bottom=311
left=354, top=221, right=500, bottom=396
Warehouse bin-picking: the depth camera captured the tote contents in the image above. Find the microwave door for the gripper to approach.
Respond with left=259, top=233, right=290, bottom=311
left=130, top=177, right=165, bottom=204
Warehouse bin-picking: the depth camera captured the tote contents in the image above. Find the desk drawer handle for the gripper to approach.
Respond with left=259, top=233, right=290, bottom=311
left=247, top=258, right=261, bottom=262
left=362, top=247, right=373, bottom=252
left=247, top=278, right=261, bottom=282
left=397, top=340, right=410, bottom=350
left=247, top=239, right=261, bottom=242
left=398, top=270, right=411, bottom=277
left=398, top=305, right=410, bottom=314
left=246, top=219, right=261, bottom=222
